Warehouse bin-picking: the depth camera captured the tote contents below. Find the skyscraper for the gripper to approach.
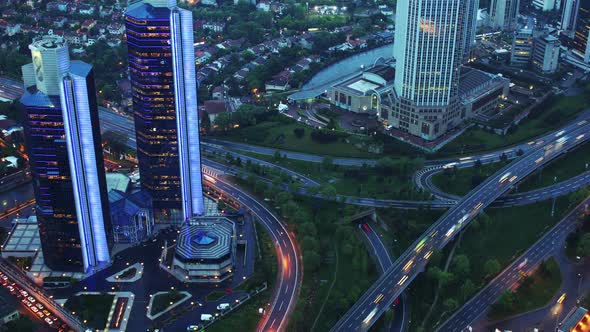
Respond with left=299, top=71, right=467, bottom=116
left=388, top=0, right=466, bottom=140
left=573, top=0, right=590, bottom=63
left=489, top=0, right=520, bottom=30
left=533, top=0, right=561, bottom=11
left=560, top=0, right=580, bottom=36
left=20, top=36, right=111, bottom=272
left=463, top=0, right=480, bottom=61
left=124, top=0, right=204, bottom=221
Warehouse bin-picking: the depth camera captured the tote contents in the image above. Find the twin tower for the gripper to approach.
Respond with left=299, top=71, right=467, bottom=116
left=19, top=0, right=204, bottom=273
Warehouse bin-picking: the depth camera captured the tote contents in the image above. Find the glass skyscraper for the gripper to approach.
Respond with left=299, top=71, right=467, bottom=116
left=573, top=0, right=590, bottom=63
left=19, top=36, right=112, bottom=272
left=388, top=0, right=466, bottom=140
left=125, top=0, right=204, bottom=221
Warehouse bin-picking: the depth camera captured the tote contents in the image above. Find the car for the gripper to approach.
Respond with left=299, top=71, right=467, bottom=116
left=43, top=310, right=51, bottom=316
left=557, top=293, right=566, bottom=304
left=397, top=275, right=409, bottom=286
left=403, top=259, right=414, bottom=271
left=361, top=223, right=371, bottom=233
left=362, top=308, right=378, bottom=325
left=44, top=317, right=53, bottom=325
left=36, top=311, right=44, bottom=318
left=216, top=303, right=230, bottom=311
left=187, top=325, right=200, bottom=331
left=31, top=306, right=39, bottom=313
left=28, top=296, right=36, bottom=303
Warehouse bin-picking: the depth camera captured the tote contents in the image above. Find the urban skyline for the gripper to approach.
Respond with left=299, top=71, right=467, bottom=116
left=0, top=0, right=589, bottom=331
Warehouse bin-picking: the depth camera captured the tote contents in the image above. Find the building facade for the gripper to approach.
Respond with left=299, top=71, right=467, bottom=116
left=560, top=0, right=579, bottom=36
left=572, top=0, right=590, bottom=62
left=463, top=0, right=480, bottom=61
left=533, top=0, right=561, bottom=11
left=19, top=36, right=111, bottom=272
left=533, top=34, right=561, bottom=74
left=511, top=29, right=534, bottom=66
left=386, top=0, right=466, bottom=140
left=489, top=0, right=520, bottom=30
left=125, top=0, right=204, bottom=220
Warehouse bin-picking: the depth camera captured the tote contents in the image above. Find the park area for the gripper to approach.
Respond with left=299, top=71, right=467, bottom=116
left=65, top=294, right=114, bottom=330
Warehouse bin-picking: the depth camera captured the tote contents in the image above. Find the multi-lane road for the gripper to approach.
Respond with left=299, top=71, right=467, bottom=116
left=203, top=177, right=301, bottom=332
left=436, top=197, right=590, bottom=331
left=329, top=120, right=590, bottom=331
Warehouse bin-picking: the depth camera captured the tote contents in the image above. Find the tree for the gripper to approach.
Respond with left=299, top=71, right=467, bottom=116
left=484, top=259, right=501, bottom=276
left=577, top=233, right=590, bottom=257
left=443, top=298, right=459, bottom=311
left=200, top=111, right=211, bottom=133
left=281, top=201, right=299, bottom=219
left=497, top=290, right=515, bottom=310
left=304, top=250, right=321, bottom=272
left=459, top=279, right=476, bottom=301
left=322, top=156, right=333, bottom=171
left=293, top=127, right=305, bottom=138
left=319, top=185, right=337, bottom=200
left=299, top=222, right=317, bottom=237
left=452, top=254, right=471, bottom=277
left=214, top=112, right=231, bottom=131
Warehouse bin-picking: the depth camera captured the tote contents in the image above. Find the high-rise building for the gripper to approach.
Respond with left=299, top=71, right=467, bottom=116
left=387, top=0, right=466, bottom=140
left=532, top=34, right=561, bottom=73
left=511, top=28, right=534, bottom=66
left=560, top=0, right=579, bottom=36
left=533, top=0, right=561, bottom=11
left=463, top=0, right=480, bottom=61
left=19, top=36, right=111, bottom=272
left=489, top=0, right=520, bottom=30
left=124, top=0, right=204, bottom=220
left=572, top=0, right=590, bottom=62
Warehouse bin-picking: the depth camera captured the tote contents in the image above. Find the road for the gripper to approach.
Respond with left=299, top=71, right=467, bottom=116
left=359, top=223, right=408, bottom=332
left=436, top=197, right=590, bottom=332
left=0, top=258, right=86, bottom=331
left=204, top=177, right=301, bottom=332
left=329, top=120, right=590, bottom=331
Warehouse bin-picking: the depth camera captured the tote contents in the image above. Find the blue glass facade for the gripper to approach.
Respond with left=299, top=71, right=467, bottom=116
left=20, top=38, right=112, bottom=272
left=125, top=4, right=182, bottom=211
left=20, top=92, right=84, bottom=271
left=125, top=2, right=204, bottom=218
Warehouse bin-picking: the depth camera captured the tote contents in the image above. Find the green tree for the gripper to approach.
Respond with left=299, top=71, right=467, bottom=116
left=443, top=298, right=459, bottom=311
left=304, top=250, right=321, bottom=272
left=577, top=233, right=590, bottom=257
left=484, top=259, right=501, bottom=276
left=459, top=279, right=477, bottom=301
left=200, top=111, right=211, bottom=133
left=452, top=254, right=471, bottom=277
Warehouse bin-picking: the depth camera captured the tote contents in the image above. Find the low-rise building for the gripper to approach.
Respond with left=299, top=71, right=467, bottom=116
left=0, top=298, right=19, bottom=325
left=511, top=29, right=534, bottom=67
left=172, top=217, right=236, bottom=283
left=532, top=34, right=560, bottom=74
left=328, top=65, right=395, bottom=114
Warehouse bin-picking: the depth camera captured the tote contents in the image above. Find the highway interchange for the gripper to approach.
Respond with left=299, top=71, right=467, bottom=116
left=97, top=106, right=590, bottom=331
left=329, top=120, right=590, bottom=331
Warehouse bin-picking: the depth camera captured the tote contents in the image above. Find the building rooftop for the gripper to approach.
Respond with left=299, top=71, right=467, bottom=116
left=106, top=173, right=131, bottom=193
left=459, top=67, right=509, bottom=103
left=0, top=77, right=24, bottom=101
left=175, top=218, right=234, bottom=261
left=559, top=306, right=589, bottom=332
left=1, top=217, right=41, bottom=256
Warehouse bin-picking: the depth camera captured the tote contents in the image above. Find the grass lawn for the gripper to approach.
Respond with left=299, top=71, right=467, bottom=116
left=207, top=218, right=277, bottom=332
left=430, top=162, right=508, bottom=196
left=65, top=294, right=114, bottom=330
left=116, top=267, right=137, bottom=280
left=150, top=291, right=186, bottom=316
left=215, top=121, right=379, bottom=158
left=489, top=258, right=562, bottom=320
left=518, top=140, right=590, bottom=192
left=582, top=293, right=590, bottom=308
left=408, top=193, right=583, bottom=331
left=438, top=92, right=589, bottom=157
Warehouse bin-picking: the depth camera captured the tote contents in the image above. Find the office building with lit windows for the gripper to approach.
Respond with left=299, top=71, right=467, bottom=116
left=463, top=0, right=480, bottom=61
left=572, top=0, right=590, bottom=63
left=384, top=0, right=466, bottom=140
left=125, top=0, right=204, bottom=221
left=511, top=28, right=534, bottom=66
left=560, top=0, right=580, bottom=37
left=19, top=35, right=112, bottom=272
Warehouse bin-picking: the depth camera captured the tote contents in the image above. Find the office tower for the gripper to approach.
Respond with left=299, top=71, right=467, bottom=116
left=533, top=33, right=561, bottom=74
left=511, top=28, right=534, bottom=66
left=125, top=0, right=204, bottom=221
left=19, top=36, right=111, bottom=272
left=560, top=0, right=580, bottom=36
left=463, top=0, right=480, bottom=61
left=573, top=0, right=590, bottom=62
left=489, top=0, right=520, bottom=30
left=533, top=0, right=561, bottom=11
left=388, top=0, right=466, bottom=140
